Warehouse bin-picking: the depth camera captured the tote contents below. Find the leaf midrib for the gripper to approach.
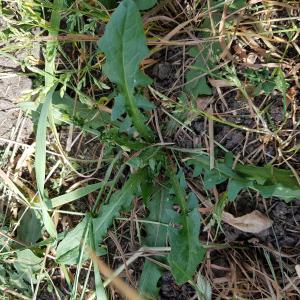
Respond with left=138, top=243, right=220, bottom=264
left=119, top=2, right=153, bottom=141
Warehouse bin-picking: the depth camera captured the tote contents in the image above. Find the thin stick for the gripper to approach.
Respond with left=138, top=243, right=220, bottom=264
left=89, top=250, right=143, bottom=300
left=0, top=286, right=31, bottom=300
left=154, top=109, right=164, bottom=143
left=208, top=105, right=214, bottom=170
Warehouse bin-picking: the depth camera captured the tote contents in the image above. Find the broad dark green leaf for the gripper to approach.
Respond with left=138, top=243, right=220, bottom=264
left=17, top=209, right=42, bottom=245
left=14, top=249, right=43, bottom=284
left=227, top=178, right=250, bottom=201
left=255, top=184, right=300, bottom=201
left=188, top=192, right=199, bottom=210
left=100, top=0, right=157, bottom=10
left=52, top=91, right=112, bottom=129
left=235, top=164, right=282, bottom=185
left=56, top=217, right=90, bottom=264
left=213, top=192, right=228, bottom=225
left=127, top=147, right=162, bottom=170
left=275, top=68, right=289, bottom=113
left=192, top=164, right=203, bottom=177
left=134, top=0, right=157, bottom=10
left=186, top=40, right=221, bottom=98
left=119, top=115, right=133, bottom=133
left=139, top=260, right=162, bottom=299
left=98, top=0, right=154, bottom=141
left=262, top=81, right=276, bottom=95
left=144, top=188, right=176, bottom=247
left=228, top=0, right=246, bottom=11
left=168, top=209, right=206, bottom=284
left=56, top=216, right=106, bottom=265
left=104, top=128, right=148, bottom=150
left=9, top=273, right=28, bottom=294
left=168, top=165, right=205, bottom=283
left=92, top=188, right=133, bottom=243
left=185, top=152, right=300, bottom=202
left=100, top=0, right=118, bottom=9
left=186, top=68, right=212, bottom=97
left=203, top=169, right=227, bottom=190
left=136, top=95, right=156, bottom=110
left=56, top=170, right=147, bottom=265
left=169, top=166, right=188, bottom=214
left=112, top=95, right=125, bottom=121
left=93, top=169, right=147, bottom=242
left=177, top=168, right=187, bottom=189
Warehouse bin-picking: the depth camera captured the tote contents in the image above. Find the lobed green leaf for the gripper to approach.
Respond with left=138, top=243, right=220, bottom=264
left=139, top=261, right=163, bottom=299
left=168, top=209, right=206, bottom=284
left=98, top=0, right=154, bottom=141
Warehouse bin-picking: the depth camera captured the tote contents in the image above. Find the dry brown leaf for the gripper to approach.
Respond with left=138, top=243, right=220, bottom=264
left=208, top=78, right=234, bottom=88
left=287, top=86, right=298, bottom=103
left=245, top=52, right=257, bottom=64
left=196, top=96, right=211, bottom=110
left=233, top=44, right=248, bottom=60
left=222, top=210, right=273, bottom=233
left=233, top=45, right=259, bottom=64
left=251, top=45, right=268, bottom=57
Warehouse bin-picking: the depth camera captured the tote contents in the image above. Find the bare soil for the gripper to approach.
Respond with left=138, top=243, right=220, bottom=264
left=0, top=57, right=33, bottom=146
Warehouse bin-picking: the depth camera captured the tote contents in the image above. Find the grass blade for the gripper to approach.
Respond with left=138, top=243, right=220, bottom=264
left=45, top=0, right=64, bottom=86
left=48, top=182, right=104, bottom=208
left=35, top=89, right=54, bottom=197
left=93, top=261, right=108, bottom=300
left=35, top=87, right=57, bottom=238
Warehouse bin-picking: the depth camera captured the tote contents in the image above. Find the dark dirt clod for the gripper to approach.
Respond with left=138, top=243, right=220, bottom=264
left=158, top=272, right=195, bottom=300
left=147, top=46, right=183, bottom=95
left=262, top=200, right=300, bottom=247
left=152, top=62, right=173, bottom=81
